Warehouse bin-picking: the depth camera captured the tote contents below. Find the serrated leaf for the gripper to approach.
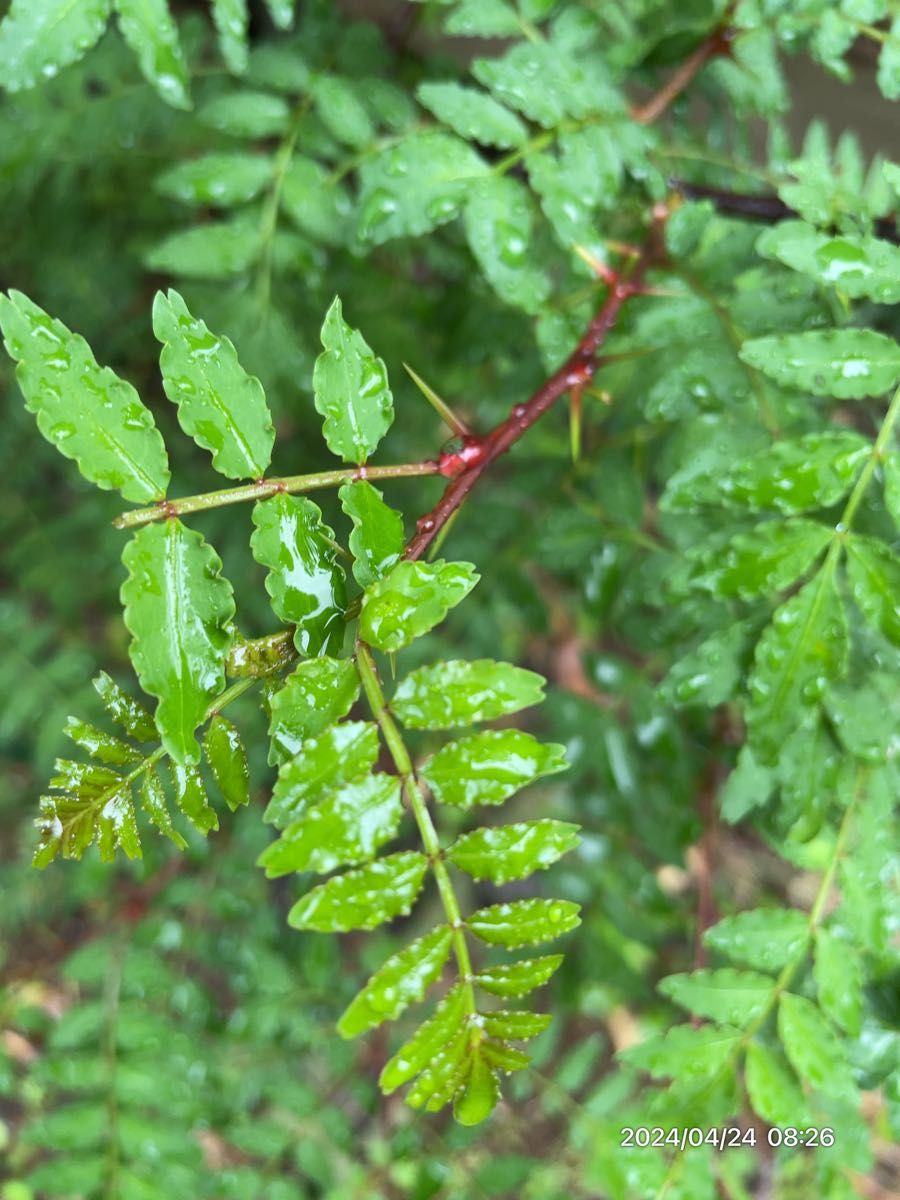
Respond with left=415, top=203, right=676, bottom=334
left=778, top=992, right=855, bottom=1100
left=463, top=176, right=550, bottom=314
left=258, top=774, right=402, bottom=877
left=139, top=770, right=187, bottom=849
left=170, top=760, right=218, bottom=834
left=528, top=126, right=623, bottom=254
left=313, top=74, right=374, bottom=148
left=203, top=715, right=249, bottom=810
left=703, top=909, right=810, bottom=972
left=360, top=560, right=479, bottom=651
left=846, top=536, right=900, bottom=646
left=113, top=0, right=190, bottom=110
left=454, top=1049, right=500, bottom=1125
left=406, top=1027, right=469, bottom=1112
left=267, top=658, right=361, bottom=763
left=660, top=969, right=775, bottom=1026
left=825, top=673, right=900, bottom=763
left=689, top=520, right=832, bottom=599
left=663, top=431, right=870, bottom=514
left=0, top=290, right=169, bottom=503
left=145, top=220, right=262, bottom=279
left=720, top=744, right=776, bottom=824
left=658, top=621, right=748, bottom=710
left=416, top=81, right=527, bottom=149
left=0, top=0, right=111, bottom=92
left=311, top=298, right=393, bottom=464
left=93, top=673, right=157, bottom=742
left=338, top=927, right=453, bottom=1037
left=468, top=899, right=581, bottom=948
left=50, top=759, right=122, bottom=795
left=740, top=330, right=900, bottom=399
left=757, top=221, right=900, bottom=303
left=357, top=131, right=488, bottom=243
left=198, top=90, right=291, bottom=138
left=265, top=721, right=379, bottom=828
left=777, top=718, right=839, bottom=843
left=422, top=729, right=568, bottom=810
left=474, top=955, right=563, bottom=998
left=448, top=820, right=580, bottom=884
left=338, top=480, right=404, bottom=588
left=250, top=494, right=346, bottom=657
left=814, top=929, right=862, bottom=1036
left=34, top=787, right=140, bottom=868
left=155, top=153, right=273, bottom=207
left=745, top=1041, right=812, bottom=1126
left=746, top=569, right=848, bottom=765
left=622, top=1024, right=742, bottom=1081
left=65, top=718, right=141, bottom=766
left=212, top=0, right=249, bottom=74
left=153, top=290, right=274, bottom=480
left=281, top=157, right=352, bottom=246
left=392, top=660, right=546, bottom=730
left=121, top=521, right=234, bottom=763
left=380, top=983, right=468, bottom=1093
left=287, top=851, right=428, bottom=932
left=480, top=1011, right=551, bottom=1041
left=471, top=41, right=619, bottom=128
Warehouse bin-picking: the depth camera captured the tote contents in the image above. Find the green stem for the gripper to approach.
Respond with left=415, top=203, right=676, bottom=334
left=837, top=381, right=900, bottom=530
left=355, top=642, right=476, bottom=1015
left=113, top=461, right=439, bottom=529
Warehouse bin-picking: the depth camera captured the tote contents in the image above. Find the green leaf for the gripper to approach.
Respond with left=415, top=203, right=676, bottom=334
left=703, top=909, right=810, bottom=972
left=448, top=820, right=580, bottom=884
left=360, top=560, right=479, bottom=652
left=527, top=126, right=623, bottom=254
left=258, top=774, right=403, bottom=877
left=688, top=520, right=832, bottom=599
left=153, top=290, right=275, bottom=480
left=203, top=715, right=249, bottom=810
left=746, top=569, right=848, bottom=765
left=262, top=0, right=294, bottom=30
left=471, top=41, right=619, bottom=128
left=416, top=81, right=527, bottom=149
left=443, top=0, right=520, bottom=37
left=121, top=521, right=234, bottom=763
left=93, top=673, right=157, bottom=742
left=660, top=969, right=775, bottom=1026
left=622, top=1025, right=743, bottom=1081
left=480, top=1011, right=551, bottom=1041
left=392, top=660, right=547, bottom=730
left=357, top=131, right=488, bottom=243
left=35, top=788, right=140, bottom=867
left=145, top=220, right=262, bottom=279
left=454, top=1049, right=500, bottom=1126
left=139, top=770, right=187, bottom=849
left=878, top=17, right=900, bottom=99
left=212, top=0, right=249, bottom=74
left=885, top=452, right=900, bottom=529
left=268, top=658, right=361, bottom=762
left=814, top=929, right=862, bottom=1036
left=337, top=927, right=453, bottom=1037
left=825, top=673, right=900, bottom=763
left=288, top=851, right=428, bottom=932
left=744, top=1042, right=812, bottom=1127
left=65, top=718, right=141, bottom=766
left=380, top=983, right=467, bottom=1093
left=155, top=153, right=273, bottom=207
left=657, top=622, right=748, bottom=709
left=421, top=729, right=568, bottom=809
left=281, top=157, right=352, bottom=246
left=757, top=221, right=900, bottom=303
left=0, top=0, right=111, bottom=92
left=113, top=0, right=190, bottom=110
left=338, top=480, right=404, bottom=588
left=777, top=992, right=854, bottom=1100
left=250, top=494, right=346, bottom=657
left=474, top=955, right=563, bottom=998
left=846, top=536, right=900, bottom=646
left=467, top=899, right=581, bottom=948
left=0, top=290, right=170, bottom=503
left=720, top=745, right=776, bottom=824
left=463, top=176, right=550, bottom=314
left=313, top=75, right=374, bottom=148
left=312, top=297, right=394, bottom=464
left=170, top=760, right=218, bottom=834
left=740, top=330, right=900, bottom=399
left=663, top=431, right=869, bottom=514
left=198, top=90, right=291, bottom=138
left=265, top=721, right=379, bottom=827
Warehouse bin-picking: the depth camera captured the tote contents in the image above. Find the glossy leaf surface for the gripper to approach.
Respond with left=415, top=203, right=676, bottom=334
left=740, top=329, right=900, bottom=398
left=121, top=521, right=234, bottom=763
left=622, top=1025, right=742, bottom=1081
left=337, top=927, right=453, bottom=1038
left=448, top=820, right=580, bottom=884
left=814, top=928, right=862, bottom=1036
left=203, top=715, right=249, bottom=810
left=360, top=560, right=479, bottom=652
left=264, top=721, right=379, bottom=828
left=467, top=898, right=581, bottom=947
left=758, top=221, right=900, bottom=303
left=140, top=770, right=187, bottom=849
left=688, top=520, right=832, bottom=599
left=777, top=992, right=854, bottom=1099
left=170, top=761, right=218, bottom=834
left=267, top=658, right=360, bottom=762
left=846, top=536, right=900, bottom=646
left=474, top=955, right=563, bottom=998
left=422, top=729, right=568, bottom=809
left=0, top=0, right=111, bottom=91
left=463, top=176, right=550, bottom=313
left=703, top=909, right=810, bottom=972
left=392, top=660, right=547, bottom=730
left=380, top=984, right=467, bottom=1094
left=338, top=481, right=404, bottom=588
left=416, top=81, right=527, bottom=149
left=93, top=673, right=157, bottom=742
left=0, top=290, right=169, bottom=503
left=659, top=969, right=775, bottom=1026
left=113, top=0, right=190, bottom=109
left=155, top=154, right=274, bottom=207
left=744, top=1042, right=811, bottom=1127
left=288, top=852, right=428, bottom=932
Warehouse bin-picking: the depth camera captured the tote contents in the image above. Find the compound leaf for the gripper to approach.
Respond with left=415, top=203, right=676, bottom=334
left=777, top=992, right=854, bottom=1100
left=416, top=81, right=527, bottom=149
left=155, top=153, right=273, bottom=207
left=757, top=221, right=900, bottom=303
left=211, top=0, right=249, bottom=74
left=474, top=955, right=563, bottom=998
left=688, top=520, right=832, bottom=599
left=463, top=175, right=550, bottom=313
left=622, top=1025, right=743, bottom=1081
left=264, top=721, right=379, bottom=827
left=846, top=535, right=900, bottom=646
left=703, top=909, right=810, bottom=973
left=745, top=1041, right=811, bottom=1127
left=93, top=673, right=157, bottom=743
left=814, top=928, right=862, bottom=1036
left=170, top=760, right=218, bottom=834
left=139, top=770, right=187, bottom=849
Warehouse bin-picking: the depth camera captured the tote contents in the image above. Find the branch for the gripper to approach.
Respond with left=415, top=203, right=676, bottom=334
left=632, top=26, right=736, bottom=125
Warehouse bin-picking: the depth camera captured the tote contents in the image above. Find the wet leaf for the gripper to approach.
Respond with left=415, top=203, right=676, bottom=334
left=0, top=290, right=170, bottom=503
left=421, top=729, right=568, bottom=809
left=64, top=718, right=141, bottom=766
left=155, top=153, right=273, bottom=207
left=145, top=219, right=262, bottom=279
left=360, top=560, right=479, bottom=651
left=170, top=760, right=218, bottom=834
left=338, top=480, right=404, bottom=588
left=203, top=715, right=249, bottom=810
left=211, top=0, right=249, bottom=74
left=114, top=0, right=190, bottom=109
left=621, top=1025, right=742, bottom=1081
left=287, top=851, right=428, bottom=932
left=778, top=992, right=855, bottom=1100
left=93, top=673, right=157, bottom=743
left=281, top=157, right=352, bottom=246
left=338, top=926, right=453, bottom=1037
left=139, top=770, right=187, bottom=849
left=198, top=89, right=290, bottom=138
left=845, top=535, right=900, bottom=645
left=480, top=1010, right=551, bottom=1041
left=474, top=955, right=563, bottom=998
left=467, top=898, right=581, bottom=948
left=392, top=660, right=547, bottom=730
left=688, top=520, right=832, bottom=599
left=121, top=521, right=234, bottom=763
left=740, top=329, right=900, bottom=399
left=757, top=220, right=900, bottom=303
left=264, top=721, right=379, bottom=827
left=463, top=176, right=550, bottom=313
left=380, top=983, right=468, bottom=1093
left=658, top=622, right=749, bottom=708
left=312, top=297, right=394, bottom=464
left=0, top=0, right=111, bottom=92
left=745, top=1042, right=811, bottom=1127
left=250, top=494, right=346, bottom=657
left=153, top=290, right=275, bottom=480
left=660, top=969, right=775, bottom=1026
left=267, top=657, right=360, bottom=763
left=454, top=1049, right=500, bottom=1126
left=313, top=74, right=374, bottom=148
left=703, top=909, right=810, bottom=972
left=416, top=81, right=527, bottom=149
left=448, top=820, right=580, bottom=884
left=814, top=928, right=862, bottom=1036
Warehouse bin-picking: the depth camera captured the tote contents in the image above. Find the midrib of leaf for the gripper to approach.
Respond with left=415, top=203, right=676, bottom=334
left=90, top=399, right=165, bottom=498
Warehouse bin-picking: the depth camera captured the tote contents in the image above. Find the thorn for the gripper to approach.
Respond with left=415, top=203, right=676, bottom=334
left=388, top=650, right=397, bottom=680
left=403, top=362, right=471, bottom=437
left=573, top=244, right=618, bottom=285
left=569, top=385, right=583, bottom=463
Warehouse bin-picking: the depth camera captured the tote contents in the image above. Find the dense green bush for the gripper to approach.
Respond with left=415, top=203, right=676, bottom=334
left=1, top=1, right=898, bottom=1196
